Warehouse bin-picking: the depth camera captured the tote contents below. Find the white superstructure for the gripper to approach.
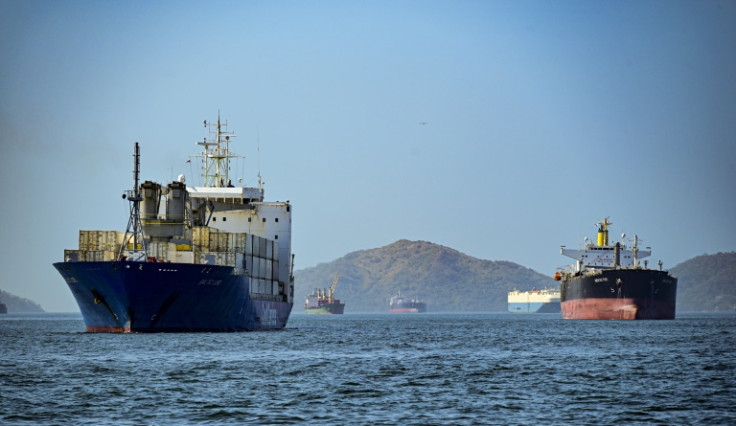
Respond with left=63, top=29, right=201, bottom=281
left=559, top=217, right=650, bottom=274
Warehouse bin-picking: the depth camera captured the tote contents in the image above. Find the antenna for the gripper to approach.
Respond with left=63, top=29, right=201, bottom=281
left=257, top=126, right=263, bottom=191
left=119, top=142, right=147, bottom=260
left=194, top=112, right=238, bottom=187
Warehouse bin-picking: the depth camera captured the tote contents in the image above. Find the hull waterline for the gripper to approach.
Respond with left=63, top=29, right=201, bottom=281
left=55, top=260, right=292, bottom=332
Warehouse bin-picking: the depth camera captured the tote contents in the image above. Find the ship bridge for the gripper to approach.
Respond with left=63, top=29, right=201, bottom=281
left=187, top=186, right=264, bottom=205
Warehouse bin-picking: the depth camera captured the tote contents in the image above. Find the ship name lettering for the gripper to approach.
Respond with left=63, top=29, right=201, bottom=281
left=595, top=277, right=609, bottom=283
left=198, top=279, right=222, bottom=286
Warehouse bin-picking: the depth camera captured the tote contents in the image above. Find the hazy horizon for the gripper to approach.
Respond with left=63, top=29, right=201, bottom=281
left=2, top=0, right=734, bottom=312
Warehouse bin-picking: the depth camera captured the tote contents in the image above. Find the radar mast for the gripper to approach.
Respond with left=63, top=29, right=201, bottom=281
left=195, top=111, right=239, bottom=187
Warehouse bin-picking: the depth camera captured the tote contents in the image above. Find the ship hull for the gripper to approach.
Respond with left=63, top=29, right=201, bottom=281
left=53, top=261, right=292, bottom=332
left=305, top=303, right=345, bottom=315
left=561, top=269, right=677, bottom=320
left=508, top=301, right=561, bottom=314
left=389, top=303, right=427, bottom=313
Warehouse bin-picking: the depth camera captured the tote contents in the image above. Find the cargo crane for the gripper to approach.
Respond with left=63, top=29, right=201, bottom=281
left=328, top=275, right=340, bottom=303
left=304, top=274, right=345, bottom=314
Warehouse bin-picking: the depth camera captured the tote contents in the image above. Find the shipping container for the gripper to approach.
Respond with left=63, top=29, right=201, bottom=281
left=64, top=250, right=81, bottom=262
left=272, top=259, right=280, bottom=281
left=79, top=230, right=124, bottom=252
left=168, top=250, right=195, bottom=264
left=253, top=257, right=261, bottom=279
left=192, top=226, right=210, bottom=250
left=265, top=260, right=272, bottom=280
left=252, top=235, right=260, bottom=259
left=83, top=250, right=117, bottom=262
left=228, top=232, right=247, bottom=253
left=198, top=252, right=236, bottom=267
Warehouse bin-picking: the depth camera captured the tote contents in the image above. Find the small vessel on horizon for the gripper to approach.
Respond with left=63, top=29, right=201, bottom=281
left=304, top=275, right=345, bottom=314
left=388, top=291, right=427, bottom=313
left=556, top=217, right=677, bottom=320
left=507, top=288, right=561, bottom=313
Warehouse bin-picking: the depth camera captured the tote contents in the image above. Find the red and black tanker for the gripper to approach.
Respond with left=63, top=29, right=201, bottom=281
left=554, top=218, right=677, bottom=320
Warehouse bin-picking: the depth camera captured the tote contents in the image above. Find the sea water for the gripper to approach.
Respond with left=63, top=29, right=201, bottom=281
left=1, top=312, right=734, bottom=424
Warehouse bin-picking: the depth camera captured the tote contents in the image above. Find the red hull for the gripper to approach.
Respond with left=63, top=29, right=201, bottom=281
left=561, top=298, right=675, bottom=320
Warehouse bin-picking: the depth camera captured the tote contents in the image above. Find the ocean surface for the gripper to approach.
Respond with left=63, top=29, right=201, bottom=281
left=2, top=312, right=734, bottom=425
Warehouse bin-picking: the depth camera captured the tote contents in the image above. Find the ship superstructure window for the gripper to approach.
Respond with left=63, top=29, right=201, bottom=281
left=275, top=218, right=279, bottom=222
left=213, top=217, right=216, bottom=221
left=262, top=218, right=266, bottom=222
left=223, top=217, right=227, bottom=222
left=248, top=218, right=251, bottom=222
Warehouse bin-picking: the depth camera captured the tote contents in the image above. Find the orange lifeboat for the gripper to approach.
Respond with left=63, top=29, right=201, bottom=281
left=553, top=272, right=562, bottom=281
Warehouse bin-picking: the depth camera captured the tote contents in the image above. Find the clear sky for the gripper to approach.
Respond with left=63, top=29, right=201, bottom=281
left=1, top=0, right=734, bottom=312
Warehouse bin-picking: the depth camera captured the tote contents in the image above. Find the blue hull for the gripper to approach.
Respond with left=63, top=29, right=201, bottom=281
left=508, top=302, right=561, bottom=314
left=53, top=261, right=292, bottom=332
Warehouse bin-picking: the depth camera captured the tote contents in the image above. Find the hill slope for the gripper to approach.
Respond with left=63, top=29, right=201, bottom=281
left=0, top=289, right=45, bottom=313
left=671, top=252, right=736, bottom=312
left=294, top=239, right=556, bottom=312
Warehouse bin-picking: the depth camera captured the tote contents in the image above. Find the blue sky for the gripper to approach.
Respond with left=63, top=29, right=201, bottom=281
left=1, top=0, right=734, bottom=312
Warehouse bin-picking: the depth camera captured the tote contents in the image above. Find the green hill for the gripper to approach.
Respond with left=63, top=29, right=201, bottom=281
left=0, top=289, right=45, bottom=313
left=670, top=252, right=736, bottom=312
left=294, top=239, right=557, bottom=312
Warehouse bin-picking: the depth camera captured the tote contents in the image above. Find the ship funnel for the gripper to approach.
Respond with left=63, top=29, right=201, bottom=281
left=166, top=181, right=187, bottom=222
left=141, top=181, right=162, bottom=220
left=597, top=217, right=612, bottom=247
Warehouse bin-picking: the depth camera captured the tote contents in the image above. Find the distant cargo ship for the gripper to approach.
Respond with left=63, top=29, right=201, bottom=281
left=507, top=288, right=561, bottom=313
left=53, top=114, right=295, bottom=332
left=304, top=275, right=345, bottom=314
left=0, top=301, right=7, bottom=314
left=389, top=291, right=426, bottom=313
left=556, top=217, right=677, bottom=320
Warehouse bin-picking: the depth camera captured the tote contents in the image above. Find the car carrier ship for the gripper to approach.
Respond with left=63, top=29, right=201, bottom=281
left=507, top=288, right=561, bottom=313
left=304, top=275, right=345, bottom=314
left=555, top=218, right=677, bottom=320
left=53, top=114, right=295, bottom=332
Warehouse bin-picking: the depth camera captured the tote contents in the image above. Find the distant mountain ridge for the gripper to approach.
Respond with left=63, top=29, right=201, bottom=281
left=295, top=242, right=735, bottom=314
left=0, top=289, right=44, bottom=313
left=670, top=252, right=736, bottom=312
left=294, top=239, right=556, bottom=312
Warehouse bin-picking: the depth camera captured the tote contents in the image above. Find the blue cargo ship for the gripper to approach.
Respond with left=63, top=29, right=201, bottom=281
left=54, top=114, right=295, bottom=332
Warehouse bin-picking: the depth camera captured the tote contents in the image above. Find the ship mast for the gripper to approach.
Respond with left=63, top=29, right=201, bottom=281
left=119, top=142, right=147, bottom=260
left=194, top=112, right=239, bottom=187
